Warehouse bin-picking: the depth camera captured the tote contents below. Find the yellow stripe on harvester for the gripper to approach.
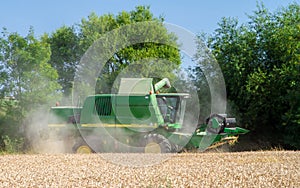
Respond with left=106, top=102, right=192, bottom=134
left=81, top=123, right=158, bottom=128
left=48, top=123, right=158, bottom=128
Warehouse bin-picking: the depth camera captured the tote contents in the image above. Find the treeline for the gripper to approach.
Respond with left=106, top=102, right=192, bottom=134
left=191, top=3, right=299, bottom=149
left=0, top=3, right=299, bottom=152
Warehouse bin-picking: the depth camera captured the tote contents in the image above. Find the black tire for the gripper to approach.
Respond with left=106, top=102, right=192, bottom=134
left=206, top=114, right=226, bottom=134
left=171, top=143, right=183, bottom=153
left=143, top=134, right=171, bottom=153
left=72, top=138, right=94, bottom=154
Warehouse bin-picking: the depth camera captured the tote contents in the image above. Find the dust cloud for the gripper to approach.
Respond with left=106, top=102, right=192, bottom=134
left=24, top=106, right=73, bottom=154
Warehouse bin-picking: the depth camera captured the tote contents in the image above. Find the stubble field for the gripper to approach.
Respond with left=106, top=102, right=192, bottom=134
left=0, top=151, right=299, bottom=187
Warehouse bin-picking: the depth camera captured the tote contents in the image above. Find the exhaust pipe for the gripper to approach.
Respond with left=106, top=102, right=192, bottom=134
left=154, top=78, right=171, bottom=92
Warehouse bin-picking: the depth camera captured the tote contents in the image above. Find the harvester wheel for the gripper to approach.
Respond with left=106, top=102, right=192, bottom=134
left=172, top=144, right=183, bottom=153
left=72, top=139, right=93, bottom=154
left=144, top=134, right=171, bottom=153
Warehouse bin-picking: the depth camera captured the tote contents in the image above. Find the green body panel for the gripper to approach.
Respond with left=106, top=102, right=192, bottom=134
left=48, top=106, right=81, bottom=124
left=224, top=127, right=249, bottom=134
left=188, top=133, right=223, bottom=150
left=168, top=123, right=181, bottom=129
left=114, top=95, right=161, bottom=125
left=80, top=94, right=115, bottom=124
left=77, top=94, right=164, bottom=126
left=118, top=78, right=154, bottom=95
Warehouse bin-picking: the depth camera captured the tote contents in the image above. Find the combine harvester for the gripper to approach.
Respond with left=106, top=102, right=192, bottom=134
left=47, top=78, right=249, bottom=153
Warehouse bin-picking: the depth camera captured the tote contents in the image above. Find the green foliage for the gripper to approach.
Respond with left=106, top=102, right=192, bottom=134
left=45, top=26, right=80, bottom=100
left=0, top=28, right=62, bottom=152
left=0, top=98, right=21, bottom=151
left=47, top=6, right=180, bottom=102
left=1, top=135, right=24, bottom=153
left=86, top=5, right=180, bottom=94
left=0, top=29, right=62, bottom=110
left=192, top=3, right=300, bottom=149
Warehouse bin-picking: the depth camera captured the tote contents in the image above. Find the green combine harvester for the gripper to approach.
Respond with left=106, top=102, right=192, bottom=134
left=47, top=78, right=248, bottom=153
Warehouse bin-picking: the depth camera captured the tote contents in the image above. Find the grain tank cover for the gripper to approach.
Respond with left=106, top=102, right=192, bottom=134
left=118, top=78, right=153, bottom=95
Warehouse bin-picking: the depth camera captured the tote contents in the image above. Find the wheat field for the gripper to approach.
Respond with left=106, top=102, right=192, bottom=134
left=0, top=151, right=299, bottom=187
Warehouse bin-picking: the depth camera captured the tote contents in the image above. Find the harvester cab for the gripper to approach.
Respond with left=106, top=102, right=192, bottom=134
left=156, top=93, right=188, bottom=129
left=117, top=78, right=188, bottom=130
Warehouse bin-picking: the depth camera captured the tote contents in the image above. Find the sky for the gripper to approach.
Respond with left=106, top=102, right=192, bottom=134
left=1, top=0, right=299, bottom=37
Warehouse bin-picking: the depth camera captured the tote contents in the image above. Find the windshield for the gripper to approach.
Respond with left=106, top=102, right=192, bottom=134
left=156, top=95, right=186, bottom=124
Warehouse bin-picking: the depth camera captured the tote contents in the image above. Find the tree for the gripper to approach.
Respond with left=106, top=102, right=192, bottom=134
left=0, top=28, right=61, bottom=148
left=48, top=6, right=181, bottom=102
left=46, top=26, right=80, bottom=102
left=80, top=6, right=180, bottom=95
left=0, top=28, right=61, bottom=111
left=192, top=3, right=300, bottom=149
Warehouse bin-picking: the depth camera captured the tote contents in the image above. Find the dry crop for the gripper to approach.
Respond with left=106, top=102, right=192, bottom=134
left=0, top=151, right=299, bottom=187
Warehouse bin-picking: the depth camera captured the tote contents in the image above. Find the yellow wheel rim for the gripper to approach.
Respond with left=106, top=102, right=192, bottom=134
left=76, top=145, right=92, bottom=154
left=144, top=142, right=161, bottom=153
